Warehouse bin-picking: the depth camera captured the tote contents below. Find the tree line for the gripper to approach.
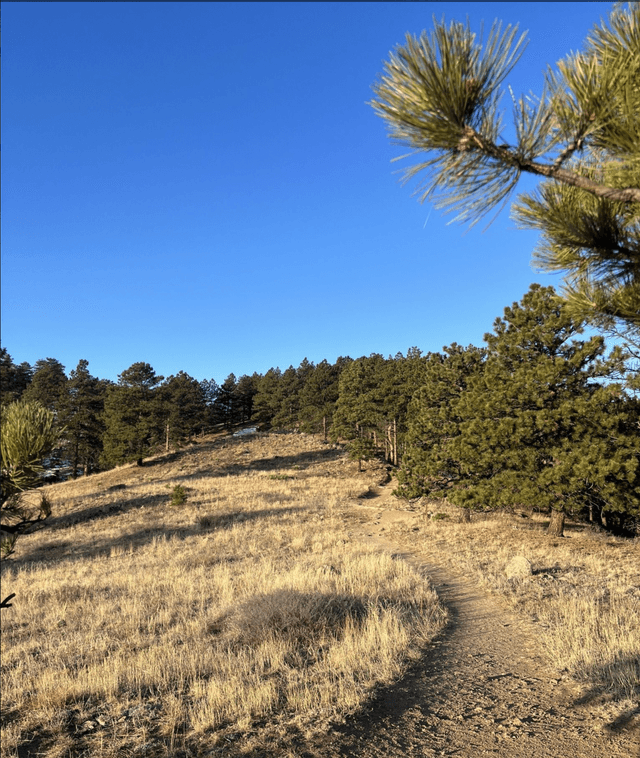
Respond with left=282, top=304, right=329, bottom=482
left=0, top=355, right=259, bottom=475
left=2, top=284, right=639, bottom=539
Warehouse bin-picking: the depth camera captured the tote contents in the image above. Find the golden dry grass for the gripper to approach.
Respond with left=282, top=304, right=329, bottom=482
left=384, top=501, right=640, bottom=710
left=1, top=433, right=446, bottom=758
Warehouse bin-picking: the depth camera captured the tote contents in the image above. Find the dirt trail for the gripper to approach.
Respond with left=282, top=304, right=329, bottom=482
left=311, top=491, right=640, bottom=758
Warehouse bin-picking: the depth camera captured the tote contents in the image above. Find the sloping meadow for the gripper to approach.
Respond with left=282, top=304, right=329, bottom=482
left=1, top=433, right=446, bottom=757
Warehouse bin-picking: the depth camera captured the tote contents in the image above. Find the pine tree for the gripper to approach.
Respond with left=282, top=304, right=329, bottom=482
left=200, top=378, right=220, bottom=432
left=332, top=355, right=388, bottom=469
left=397, top=344, right=486, bottom=498
left=58, top=360, right=107, bottom=477
left=22, top=358, right=67, bottom=414
left=400, top=285, right=639, bottom=536
left=212, top=373, right=238, bottom=430
left=0, top=349, right=33, bottom=407
left=1, top=399, right=61, bottom=608
left=370, top=4, right=640, bottom=330
left=252, top=368, right=283, bottom=430
left=235, top=374, right=259, bottom=424
left=102, top=363, right=165, bottom=467
left=163, top=371, right=206, bottom=446
left=298, top=359, right=346, bottom=439
left=271, top=360, right=315, bottom=430
left=381, top=348, right=429, bottom=464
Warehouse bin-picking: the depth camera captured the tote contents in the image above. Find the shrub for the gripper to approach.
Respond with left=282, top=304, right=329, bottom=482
left=171, top=484, right=187, bottom=506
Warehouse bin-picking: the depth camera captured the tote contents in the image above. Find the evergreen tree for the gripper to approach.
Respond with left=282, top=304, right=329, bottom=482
left=0, top=349, right=33, bottom=407
left=399, top=285, right=639, bottom=536
left=58, top=360, right=107, bottom=477
left=298, top=359, right=345, bottom=439
left=162, top=371, right=206, bottom=447
left=370, top=4, right=640, bottom=329
left=200, top=378, right=220, bottom=431
left=252, top=368, right=283, bottom=429
left=381, top=348, right=429, bottom=464
left=22, top=358, right=67, bottom=414
left=1, top=399, right=61, bottom=608
left=398, top=344, right=486, bottom=498
left=102, top=363, right=165, bottom=467
left=235, top=374, right=259, bottom=424
left=332, top=354, right=388, bottom=468
left=271, top=360, right=315, bottom=430
left=212, top=373, right=238, bottom=430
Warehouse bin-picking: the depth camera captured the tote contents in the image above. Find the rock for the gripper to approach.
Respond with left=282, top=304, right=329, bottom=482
left=505, top=555, right=532, bottom=579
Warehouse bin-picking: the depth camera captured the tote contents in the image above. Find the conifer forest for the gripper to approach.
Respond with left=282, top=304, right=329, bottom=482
left=3, top=284, right=638, bottom=538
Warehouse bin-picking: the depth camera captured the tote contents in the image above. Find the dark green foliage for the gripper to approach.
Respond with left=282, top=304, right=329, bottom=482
left=200, top=378, right=220, bottom=430
left=298, top=359, right=345, bottom=439
left=397, top=343, right=486, bottom=498
left=102, top=363, right=165, bottom=467
left=398, top=285, right=640, bottom=534
left=0, top=349, right=33, bottom=407
left=331, top=351, right=429, bottom=466
left=212, top=373, right=239, bottom=430
left=58, top=360, right=108, bottom=477
left=163, top=371, right=207, bottom=445
left=22, top=358, right=68, bottom=414
left=332, top=354, right=388, bottom=467
left=252, top=368, right=283, bottom=429
left=235, top=374, right=259, bottom=425
left=270, top=362, right=310, bottom=430
left=170, top=484, right=187, bottom=506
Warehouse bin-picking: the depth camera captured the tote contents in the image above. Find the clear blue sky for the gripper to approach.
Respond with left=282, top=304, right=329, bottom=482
left=2, top=2, right=612, bottom=383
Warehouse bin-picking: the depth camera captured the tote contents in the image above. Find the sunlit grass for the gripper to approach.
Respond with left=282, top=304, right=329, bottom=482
left=1, top=433, right=446, bottom=757
left=387, top=502, right=640, bottom=706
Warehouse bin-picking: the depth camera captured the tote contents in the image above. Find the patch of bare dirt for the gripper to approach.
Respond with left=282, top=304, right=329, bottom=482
left=306, top=489, right=639, bottom=758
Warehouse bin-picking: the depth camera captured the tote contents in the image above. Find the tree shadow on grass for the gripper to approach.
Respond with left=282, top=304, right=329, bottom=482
left=571, top=656, right=640, bottom=731
left=167, top=445, right=347, bottom=484
left=4, top=504, right=308, bottom=571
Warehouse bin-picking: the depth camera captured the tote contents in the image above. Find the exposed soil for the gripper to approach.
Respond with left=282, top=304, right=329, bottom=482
left=303, top=486, right=640, bottom=758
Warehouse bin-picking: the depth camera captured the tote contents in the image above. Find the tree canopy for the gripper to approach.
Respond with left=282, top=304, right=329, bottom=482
left=397, top=285, right=639, bottom=536
left=370, top=3, right=640, bottom=331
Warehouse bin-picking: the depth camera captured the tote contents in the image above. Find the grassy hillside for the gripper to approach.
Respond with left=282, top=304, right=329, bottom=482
left=1, top=431, right=446, bottom=758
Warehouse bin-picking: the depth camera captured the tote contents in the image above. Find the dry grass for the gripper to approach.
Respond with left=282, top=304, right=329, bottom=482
left=1, top=433, right=446, bottom=758
left=385, top=500, right=640, bottom=709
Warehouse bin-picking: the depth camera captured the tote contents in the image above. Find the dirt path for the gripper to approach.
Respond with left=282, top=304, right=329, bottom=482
left=310, top=495, right=640, bottom=758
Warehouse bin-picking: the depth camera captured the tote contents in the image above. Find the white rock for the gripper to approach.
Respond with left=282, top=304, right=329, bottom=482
left=505, top=555, right=532, bottom=579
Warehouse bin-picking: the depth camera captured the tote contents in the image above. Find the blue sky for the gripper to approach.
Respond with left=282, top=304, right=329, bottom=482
left=2, top=2, right=612, bottom=383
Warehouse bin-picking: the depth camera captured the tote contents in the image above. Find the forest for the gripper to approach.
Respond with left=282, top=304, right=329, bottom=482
left=2, top=284, right=639, bottom=540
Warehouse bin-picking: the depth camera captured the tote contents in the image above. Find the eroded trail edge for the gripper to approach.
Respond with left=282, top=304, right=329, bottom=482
left=311, top=499, right=639, bottom=758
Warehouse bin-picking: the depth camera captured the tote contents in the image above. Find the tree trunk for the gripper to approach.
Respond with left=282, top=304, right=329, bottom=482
left=72, top=441, right=79, bottom=480
left=547, top=509, right=565, bottom=537
left=393, top=418, right=398, bottom=467
left=323, top=415, right=327, bottom=442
